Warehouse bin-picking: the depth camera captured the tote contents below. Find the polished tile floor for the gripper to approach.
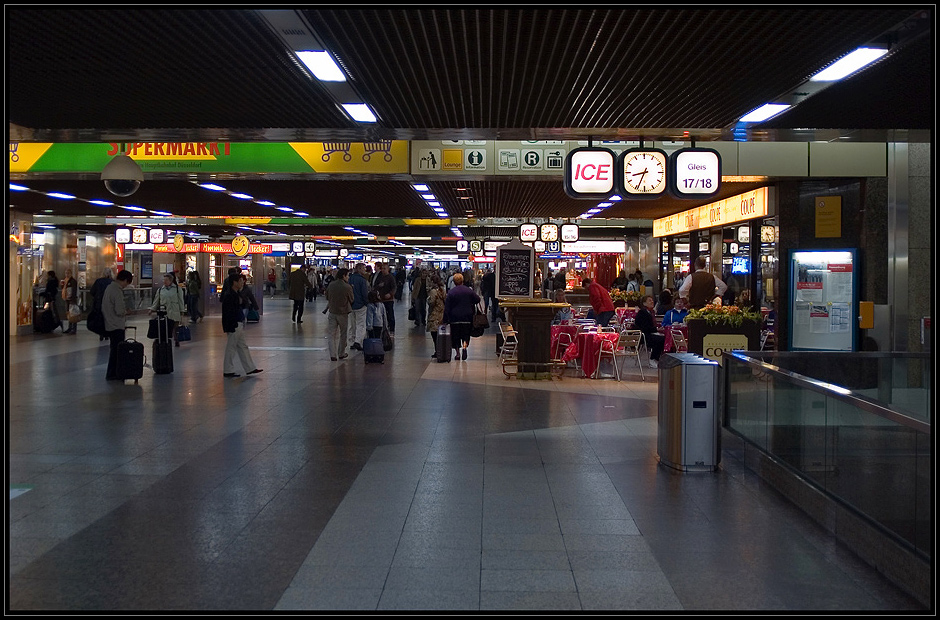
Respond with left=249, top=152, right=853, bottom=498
left=7, top=295, right=925, bottom=611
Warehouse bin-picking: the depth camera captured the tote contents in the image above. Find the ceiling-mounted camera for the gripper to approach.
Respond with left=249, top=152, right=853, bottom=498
left=101, top=154, right=144, bottom=197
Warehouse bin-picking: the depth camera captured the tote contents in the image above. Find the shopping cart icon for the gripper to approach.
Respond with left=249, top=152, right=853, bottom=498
left=322, top=142, right=352, bottom=162
left=9, top=142, right=19, bottom=163
left=362, top=140, right=393, bottom=162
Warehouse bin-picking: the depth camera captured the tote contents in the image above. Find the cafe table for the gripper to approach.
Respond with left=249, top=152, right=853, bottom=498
left=561, top=330, right=620, bottom=378
left=663, top=323, right=689, bottom=353
left=615, top=306, right=638, bottom=326
left=550, top=324, right=579, bottom=359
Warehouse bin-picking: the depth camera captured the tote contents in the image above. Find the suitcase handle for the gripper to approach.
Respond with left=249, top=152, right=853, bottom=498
left=124, top=325, right=137, bottom=341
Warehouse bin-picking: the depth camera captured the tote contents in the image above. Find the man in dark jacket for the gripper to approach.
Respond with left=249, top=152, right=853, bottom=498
left=222, top=275, right=262, bottom=378
left=288, top=266, right=312, bottom=323
left=347, top=263, right=370, bottom=351
left=373, top=262, right=398, bottom=333
left=89, top=268, right=114, bottom=341
left=481, top=269, right=497, bottom=322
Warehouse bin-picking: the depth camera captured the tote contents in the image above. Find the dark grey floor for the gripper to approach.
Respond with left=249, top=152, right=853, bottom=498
left=7, top=295, right=926, bottom=611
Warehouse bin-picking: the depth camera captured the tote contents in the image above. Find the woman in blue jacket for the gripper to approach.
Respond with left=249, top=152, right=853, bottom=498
left=442, top=273, right=481, bottom=361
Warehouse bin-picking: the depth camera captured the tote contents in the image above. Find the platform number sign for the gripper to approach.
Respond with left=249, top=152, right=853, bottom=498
left=669, top=148, right=721, bottom=199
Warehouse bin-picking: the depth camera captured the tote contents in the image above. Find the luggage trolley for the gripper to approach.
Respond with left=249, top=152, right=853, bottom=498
left=321, top=142, right=352, bottom=162
left=362, top=140, right=393, bottom=162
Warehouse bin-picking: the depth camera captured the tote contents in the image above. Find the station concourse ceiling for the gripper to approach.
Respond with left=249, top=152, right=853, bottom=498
left=6, top=7, right=933, bottom=253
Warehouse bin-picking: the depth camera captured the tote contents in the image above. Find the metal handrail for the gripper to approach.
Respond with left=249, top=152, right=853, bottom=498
left=725, top=351, right=931, bottom=434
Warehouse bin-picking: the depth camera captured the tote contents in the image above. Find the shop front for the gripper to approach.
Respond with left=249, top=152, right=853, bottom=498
left=654, top=186, right=778, bottom=317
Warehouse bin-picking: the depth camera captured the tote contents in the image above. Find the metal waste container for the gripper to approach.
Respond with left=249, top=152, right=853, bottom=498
left=657, top=353, right=720, bottom=472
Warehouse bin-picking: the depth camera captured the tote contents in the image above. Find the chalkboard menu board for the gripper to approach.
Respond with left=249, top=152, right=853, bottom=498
left=496, top=239, right=534, bottom=298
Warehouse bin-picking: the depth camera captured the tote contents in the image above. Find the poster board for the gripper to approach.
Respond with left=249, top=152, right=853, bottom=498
left=789, top=249, right=857, bottom=351
left=496, top=238, right=535, bottom=298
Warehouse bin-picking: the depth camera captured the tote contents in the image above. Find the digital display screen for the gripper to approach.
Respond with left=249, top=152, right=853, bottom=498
left=731, top=257, right=750, bottom=274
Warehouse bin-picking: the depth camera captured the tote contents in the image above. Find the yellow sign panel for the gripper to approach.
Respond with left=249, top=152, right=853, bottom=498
left=289, top=141, right=409, bottom=173
left=442, top=149, right=464, bottom=170
left=8, top=143, right=53, bottom=172
left=815, top=196, right=842, bottom=238
left=653, top=187, right=769, bottom=237
left=702, top=333, right=749, bottom=366
left=225, top=217, right=273, bottom=224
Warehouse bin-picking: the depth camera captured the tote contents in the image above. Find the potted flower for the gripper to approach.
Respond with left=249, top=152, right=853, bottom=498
left=684, top=300, right=762, bottom=356
left=610, top=288, right=642, bottom=307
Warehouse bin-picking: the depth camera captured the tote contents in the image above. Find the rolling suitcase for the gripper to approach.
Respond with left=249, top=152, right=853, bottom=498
left=436, top=324, right=451, bottom=363
left=363, top=337, right=385, bottom=364
left=116, top=326, right=145, bottom=383
left=152, top=312, right=174, bottom=374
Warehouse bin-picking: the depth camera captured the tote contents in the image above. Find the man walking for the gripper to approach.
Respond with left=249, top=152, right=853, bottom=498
left=347, top=263, right=370, bottom=351
left=222, top=274, right=262, bottom=378
left=326, top=268, right=354, bottom=361
left=288, top=265, right=312, bottom=323
left=103, top=270, right=134, bottom=381
left=372, top=262, right=398, bottom=334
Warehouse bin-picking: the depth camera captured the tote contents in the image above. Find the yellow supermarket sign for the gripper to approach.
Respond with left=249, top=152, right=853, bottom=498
left=653, top=187, right=771, bottom=237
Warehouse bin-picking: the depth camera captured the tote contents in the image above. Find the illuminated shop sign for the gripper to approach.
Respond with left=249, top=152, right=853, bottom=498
left=153, top=243, right=273, bottom=254
left=564, top=148, right=615, bottom=199
left=652, top=187, right=772, bottom=237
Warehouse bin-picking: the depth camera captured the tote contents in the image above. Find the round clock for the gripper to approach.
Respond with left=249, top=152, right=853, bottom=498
left=621, top=149, right=668, bottom=197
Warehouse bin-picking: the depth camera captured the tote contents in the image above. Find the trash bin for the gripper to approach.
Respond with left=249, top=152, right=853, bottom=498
left=657, top=352, right=720, bottom=472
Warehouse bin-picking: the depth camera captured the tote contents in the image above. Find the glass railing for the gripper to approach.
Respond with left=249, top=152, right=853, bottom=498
left=723, top=351, right=931, bottom=561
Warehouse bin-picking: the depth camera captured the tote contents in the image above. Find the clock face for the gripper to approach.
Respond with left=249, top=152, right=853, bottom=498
left=622, top=150, right=667, bottom=196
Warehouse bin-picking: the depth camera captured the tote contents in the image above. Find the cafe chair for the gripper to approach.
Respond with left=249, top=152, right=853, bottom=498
left=598, top=329, right=645, bottom=382
left=670, top=328, right=688, bottom=353
left=498, top=322, right=519, bottom=362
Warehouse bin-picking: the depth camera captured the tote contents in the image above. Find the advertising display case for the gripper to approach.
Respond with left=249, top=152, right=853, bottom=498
left=788, top=249, right=858, bottom=351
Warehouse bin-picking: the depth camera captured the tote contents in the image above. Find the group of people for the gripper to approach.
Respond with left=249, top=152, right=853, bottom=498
left=38, top=268, right=80, bottom=334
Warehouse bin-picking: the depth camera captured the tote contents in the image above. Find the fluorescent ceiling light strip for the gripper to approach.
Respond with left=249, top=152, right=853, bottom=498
left=811, top=47, right=888, bottom=82
left=276, top=207, right=293, bottom=212
left=296, top=50, right=347, bottom=82
left=256, top=200, right=276, bottom=206
left=47, top=192, right=75, bottom=200
left=89, top=200, right=114, bottom=206
left=428, top=202, right=441, bottom=207
left=342, top=103, right=377, bottom=123
left=9, top=183, right=28, bottom=191
left=230, top=193, right=253, bottom=200
left=739, top=103, right=791, bottom=123
left=121, top=206, right=147, bottom=212
left=199, top=183, right=226, bottom=191
left=151, top=211, right=173, bottom=216
left=412, top=184, right=429, bottom=191
left=294, top=212, right=309, bottom=217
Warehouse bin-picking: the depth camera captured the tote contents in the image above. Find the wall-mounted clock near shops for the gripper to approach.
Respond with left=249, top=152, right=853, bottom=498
left=619, top=148, right=668, bottom=198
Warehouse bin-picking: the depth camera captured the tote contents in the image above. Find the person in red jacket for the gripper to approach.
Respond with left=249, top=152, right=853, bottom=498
left=583, top=277, right=615, bottom=327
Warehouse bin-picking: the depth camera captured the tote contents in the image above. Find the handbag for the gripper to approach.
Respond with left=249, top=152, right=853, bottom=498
left=472, top=304, right=490, bottom=330
left=67, top=303, right=81, bottom=321
left=407, top=306, right=416, bottom=321
left=86, top=308, right=106, bottom=335
left=246, top=308, right=260, bottom=323
left=381, top=326, right=394, bottom=351
left=147, top=318, right=159, bottom=339
left=176, top=324, right=192, bottom=342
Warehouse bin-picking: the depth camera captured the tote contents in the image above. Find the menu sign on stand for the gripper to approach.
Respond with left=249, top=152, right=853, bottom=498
left=496, top=238, right=534, bottom=298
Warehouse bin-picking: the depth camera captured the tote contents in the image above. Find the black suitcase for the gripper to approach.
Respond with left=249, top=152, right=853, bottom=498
left=116, top=327, right=145, bottom=383
left=437, top=325, right=451, bottom=363
left=152, top=312, right=174, bottom=374
left=363, top=337, right=385, bottom=364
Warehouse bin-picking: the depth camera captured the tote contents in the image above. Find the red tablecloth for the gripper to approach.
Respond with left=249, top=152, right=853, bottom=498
left=561, top=331, right=619, bottom=378
left=664, top=324, right=688, bottom=353
left=615, top=307, right=638, bottom=324
left=550, top=324, right=579, bottom=359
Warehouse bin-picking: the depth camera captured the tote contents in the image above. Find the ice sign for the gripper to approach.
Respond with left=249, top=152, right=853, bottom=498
left=564, top=148, right=615, bottom=199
